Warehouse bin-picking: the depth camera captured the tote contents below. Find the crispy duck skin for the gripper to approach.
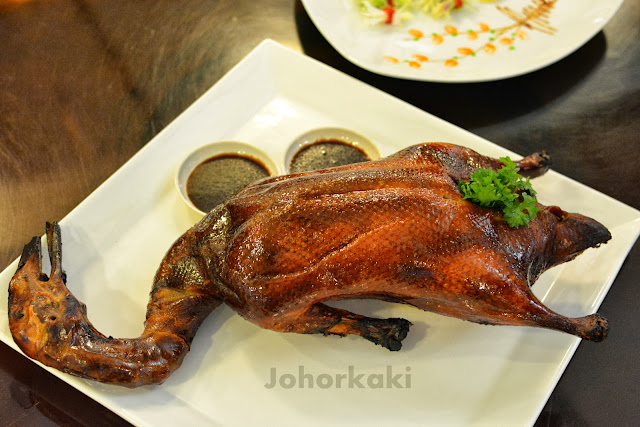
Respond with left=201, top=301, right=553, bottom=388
left=8, top=143, right=611, bottom=387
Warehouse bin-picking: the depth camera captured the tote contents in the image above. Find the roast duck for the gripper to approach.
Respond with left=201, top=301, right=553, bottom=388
left=8, top=142, right=611, bottom=387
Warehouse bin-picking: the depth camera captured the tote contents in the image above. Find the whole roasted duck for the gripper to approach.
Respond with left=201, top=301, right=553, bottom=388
left=8, top=143, right=611, bottom=387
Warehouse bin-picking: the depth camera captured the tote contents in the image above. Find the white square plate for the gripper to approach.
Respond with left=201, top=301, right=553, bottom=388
left=1, top=40, right=638, bottom=426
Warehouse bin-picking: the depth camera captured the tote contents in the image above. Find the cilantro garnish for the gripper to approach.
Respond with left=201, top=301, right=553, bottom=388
left=458, top=157, right=540, bottom=227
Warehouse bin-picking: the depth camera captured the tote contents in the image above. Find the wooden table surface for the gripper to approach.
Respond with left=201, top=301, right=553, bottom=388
left=1, top=0, right=638, bottom=425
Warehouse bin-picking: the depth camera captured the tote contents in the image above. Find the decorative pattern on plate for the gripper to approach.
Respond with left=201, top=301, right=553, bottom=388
left=384, top=0, right=557, bottom=68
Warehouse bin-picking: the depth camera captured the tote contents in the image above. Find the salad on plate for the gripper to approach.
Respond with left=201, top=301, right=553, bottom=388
left=356, top=0, right=498, bottom=24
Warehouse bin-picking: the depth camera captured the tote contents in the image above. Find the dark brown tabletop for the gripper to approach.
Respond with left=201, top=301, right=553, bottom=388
left=1, top=0, right=638, bottom=425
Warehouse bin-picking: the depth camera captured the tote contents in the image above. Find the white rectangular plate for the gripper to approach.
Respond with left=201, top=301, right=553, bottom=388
left=1, top=40, right=639, bottom=426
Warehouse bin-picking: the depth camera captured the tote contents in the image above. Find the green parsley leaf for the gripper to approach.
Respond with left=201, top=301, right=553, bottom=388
left=458, top=156, right=540, bottom=227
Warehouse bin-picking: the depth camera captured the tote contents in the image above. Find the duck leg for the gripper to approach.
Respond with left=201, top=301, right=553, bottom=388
left=8, top=222, right=221, bottom=387
left=406, top=279, right=608, bottom=342
left=265, top=303, right=412, bottom=351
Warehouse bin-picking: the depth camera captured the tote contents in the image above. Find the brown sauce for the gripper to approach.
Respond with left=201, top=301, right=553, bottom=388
left=289, top=139, right=371, bottom=174
left=187, top=154, right=270, bottom=213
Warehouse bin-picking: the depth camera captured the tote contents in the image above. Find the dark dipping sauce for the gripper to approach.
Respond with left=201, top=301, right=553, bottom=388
left=289, top=139, right=371, bottom=174
left=187, top=154, right=270, bottom=213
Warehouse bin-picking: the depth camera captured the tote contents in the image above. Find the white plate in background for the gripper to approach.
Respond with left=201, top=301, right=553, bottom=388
left=300, top=0, right=624, bottom=82
left=0, top=40, right=638, bottom=426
